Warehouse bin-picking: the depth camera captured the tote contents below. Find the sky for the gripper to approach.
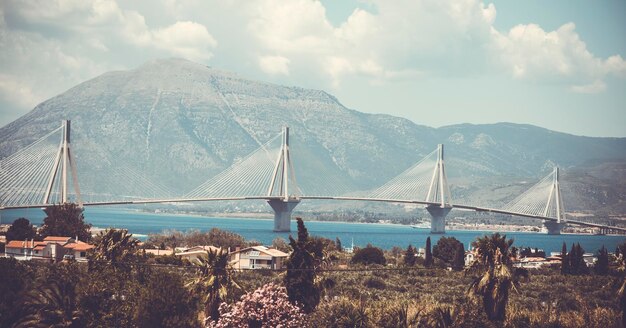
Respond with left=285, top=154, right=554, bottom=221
left=0, top=0, right=624, bottom=137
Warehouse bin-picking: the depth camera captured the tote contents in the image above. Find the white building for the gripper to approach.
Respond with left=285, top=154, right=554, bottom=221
left=229, top=246, right=288, bottom=270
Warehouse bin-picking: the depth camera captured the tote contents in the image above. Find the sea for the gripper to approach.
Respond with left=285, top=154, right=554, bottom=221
left=2, top=207, right=624, bottom=254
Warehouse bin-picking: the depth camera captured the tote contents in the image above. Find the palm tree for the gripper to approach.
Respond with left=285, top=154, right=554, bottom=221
left=90, top=229, right=139, bottom=270
left=15, top=278, right=82, bottom=328
left=618, top=278, right=626, bottom=328
left=616, top=243, right=626, bottom=327
left=186, top=248, right=239, bottom=323
left=466, top=233, right=527, bottom=321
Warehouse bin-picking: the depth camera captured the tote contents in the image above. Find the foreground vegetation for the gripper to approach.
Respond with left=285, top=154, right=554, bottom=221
left=1, top=256, right=623, bottom=327
left=1, top=205, right=625, bottom=327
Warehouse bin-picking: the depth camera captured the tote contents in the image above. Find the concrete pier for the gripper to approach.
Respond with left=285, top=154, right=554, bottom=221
left=268, top=199, right=300, bottom=232
left=543, top=220, right=565, bottom=235
left=426, top=205, right=451, bottom=234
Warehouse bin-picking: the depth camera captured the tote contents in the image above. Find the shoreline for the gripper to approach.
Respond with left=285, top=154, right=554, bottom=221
left=85, top=207, right=623, bottom=237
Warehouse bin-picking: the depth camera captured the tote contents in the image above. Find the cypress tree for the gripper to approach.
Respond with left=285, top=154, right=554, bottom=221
left=569, top=243, right=587, bottom=274
left=452, top=242, right=465, bottom=271
left=336, top=237, right=342, bottom=252
left=404, top=245, right=416, bottom=266
left=425, top=237, right=433, bottom=267
left=595, top=245, right=609, bottom=275
left=285, top=218, right=320, bottom=313
left=560, top=242, right=569, bottom=274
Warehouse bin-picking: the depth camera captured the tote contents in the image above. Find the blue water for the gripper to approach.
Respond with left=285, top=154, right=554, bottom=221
left=2, top=208, right=624, bottom=253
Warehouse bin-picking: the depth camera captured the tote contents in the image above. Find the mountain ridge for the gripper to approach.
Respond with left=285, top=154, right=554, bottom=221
left=1, top=58, right=624, bottom=214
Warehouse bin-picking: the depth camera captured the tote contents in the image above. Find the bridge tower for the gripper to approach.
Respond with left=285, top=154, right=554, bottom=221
left=425, top=144, right=452, bottom=234
left=266, top=126, right=300, bottom=232
left=543, top=166, right=566, bottom=235
left=43, top=120, right=83, bottom=206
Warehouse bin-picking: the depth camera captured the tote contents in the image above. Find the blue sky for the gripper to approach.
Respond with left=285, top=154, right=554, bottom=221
left=0, top=0, right=624, bottom=137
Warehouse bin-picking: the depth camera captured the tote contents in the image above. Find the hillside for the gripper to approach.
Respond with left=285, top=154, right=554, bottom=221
left=1, top=58, right=624, bottom=213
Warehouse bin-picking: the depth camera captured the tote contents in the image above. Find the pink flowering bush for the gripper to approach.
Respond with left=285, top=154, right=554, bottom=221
left=206, top=283, right=307, bottom=328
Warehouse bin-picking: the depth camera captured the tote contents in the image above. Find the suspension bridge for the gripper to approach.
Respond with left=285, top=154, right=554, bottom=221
left=1, top=120, right=624, bottom=235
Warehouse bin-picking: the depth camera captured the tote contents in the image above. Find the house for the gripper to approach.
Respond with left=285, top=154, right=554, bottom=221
left=63, top=241, right=95, bottom=261
left=143, top=248, right=174, bottom=257
left=5, top=240, right=38, bottom=260
left=4, top=236, right=94, bottom=262
left=514, top=257, right=547, bottom=269
left=176, top=245, right=222, bottom=262
left=229, top=246, right=288, bottom=270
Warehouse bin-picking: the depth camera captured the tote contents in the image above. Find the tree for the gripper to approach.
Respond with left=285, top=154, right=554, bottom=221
left=560, top=242, right=569, bottom=274
left=0, top=258, right=34, bottom=328
left=17, top=264, right=83, bottom=328
left=184, top=229, right=211, bottom=247
left=207, top=228, right=247, bottom=249
left=336, top=237, right=342, bottom=252
left=187, top=249, right=239, bottom=323
left=618, top=241, right=626, bottom=267
left=351, top=245, right=386, bottom=266
left=617, top=280, right=626, bottom=327
left=6, top=218, right=37, bottom=242
left=81, top=231, right=143, bottom=327
left=90, top=229, right=139, bottom=270
left=467, top=233, right=527, bottom=321
left=404, top=244, right=416, bottom=266
left=77, top=264, right=140, bottom=327
left=424, top=237, right=433, bottom=267
left=432, top=236, right=463, bottom=265
left=272, top=237, right=291, bottom=253
left=285, top=217, right=320, bottom=313
left=40, top=203, right=91, bottom=241
left=135, top=269, right=199, bottom=328
left=617, top=249, right=626, bottom=328
left=595, top=245, right=609, bottom=275
left=207, top=283, right=306, bottom=328
left=452, top=242, right=465, bottom=271
left=568, top=243, right=588, bottom=275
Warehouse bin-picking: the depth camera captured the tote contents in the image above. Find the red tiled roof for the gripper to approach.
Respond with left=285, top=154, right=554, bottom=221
left=64, top=241, right=94, bottom=251
left=43, top=236, right=72, bottom=242
left=6, top=240, right=36, bottom=248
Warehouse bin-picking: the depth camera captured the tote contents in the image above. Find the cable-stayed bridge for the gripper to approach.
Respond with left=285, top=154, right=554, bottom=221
left=1, top=120, right=624, bottom=235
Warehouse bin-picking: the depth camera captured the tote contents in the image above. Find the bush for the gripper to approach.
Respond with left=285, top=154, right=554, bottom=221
left=351, top=245, right=386, bottom=266
left=310, top=297, right=369, bottom=328
left=433, top=236, right=463, bottom=265
left=134, top=269, right=200, bottom=328
left=364, top=277, right=386, bottom=290
left=208, top=283, right=306, bottom=328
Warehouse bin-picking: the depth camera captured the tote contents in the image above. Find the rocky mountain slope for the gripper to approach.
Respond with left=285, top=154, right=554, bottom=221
left=1, top=58, right=624, bottom=213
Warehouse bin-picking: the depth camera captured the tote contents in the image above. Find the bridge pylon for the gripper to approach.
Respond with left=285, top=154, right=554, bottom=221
left=425, top=144, right=452, bottom=234
left=43, top=120, right=83, bottom=207
left=266, top=126, right=301, bottom=232
left=542, top=166, right=565, bottom=235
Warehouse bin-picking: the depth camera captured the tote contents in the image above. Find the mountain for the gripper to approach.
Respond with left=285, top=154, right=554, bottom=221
left=1, top=58, right=625, bottom=213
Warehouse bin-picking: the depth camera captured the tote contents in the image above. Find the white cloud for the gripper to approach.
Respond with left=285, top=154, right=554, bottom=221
left=0, top=0, right=218, bottom=125
left=491, top=22, right=625, bottom=91
left=0, top=74, right=39, bottom=109
left=259, top=55, right=290, bottom=75
left=152, top=21, right=217, bottom=61
left=0, top=0, right=624, bottom=127
left=571, top=80, right=606, bottom=94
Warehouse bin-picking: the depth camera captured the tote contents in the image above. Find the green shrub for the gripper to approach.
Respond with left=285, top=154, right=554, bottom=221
left=351, top=245, right=386, bottom=266
left=310, top=297, right=369, bottom=328
left=364, top=277, right=386, bottom=290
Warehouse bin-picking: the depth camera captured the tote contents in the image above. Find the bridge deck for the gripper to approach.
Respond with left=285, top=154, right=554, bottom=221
left=1, top=195, right=624, bottom=233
